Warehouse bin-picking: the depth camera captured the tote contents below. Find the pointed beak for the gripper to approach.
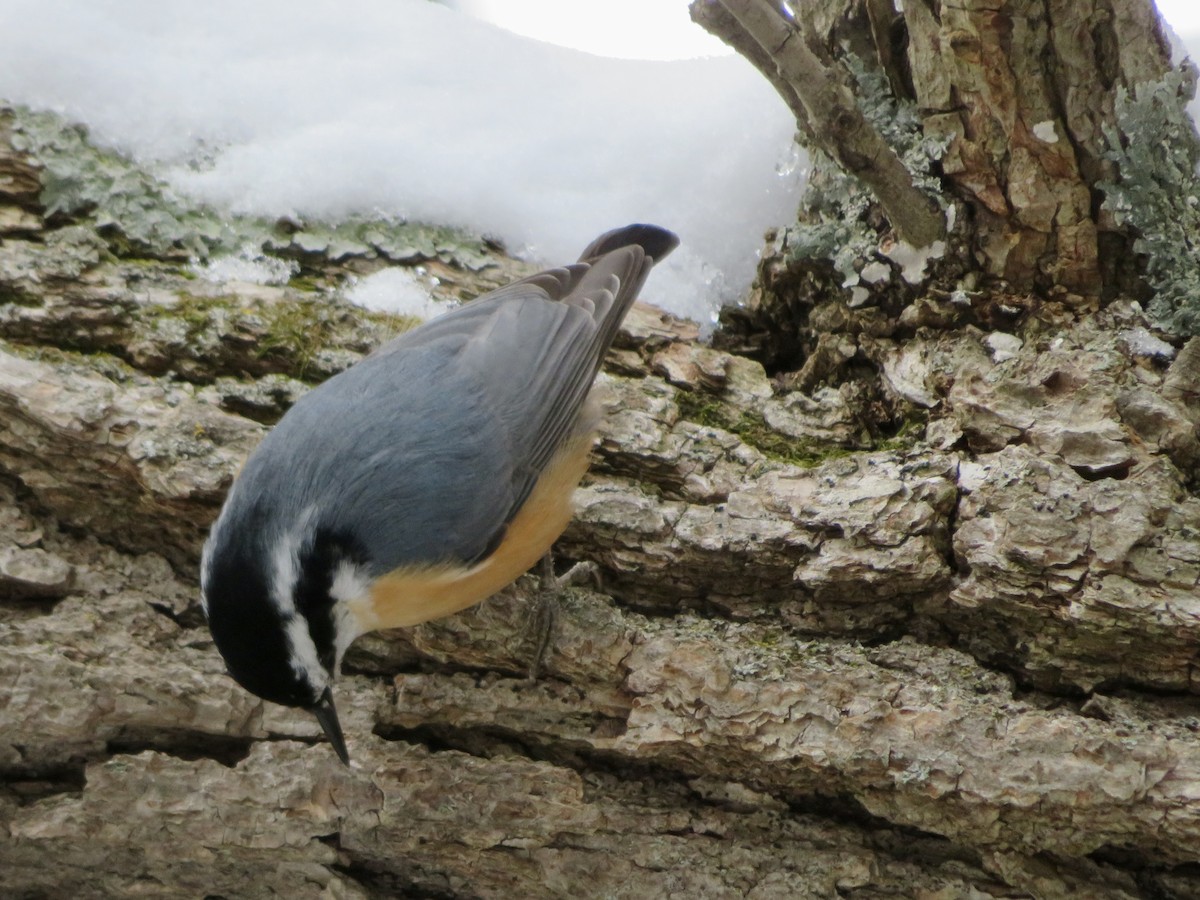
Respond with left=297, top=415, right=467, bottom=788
left=311, top=687, right=350, bottom=766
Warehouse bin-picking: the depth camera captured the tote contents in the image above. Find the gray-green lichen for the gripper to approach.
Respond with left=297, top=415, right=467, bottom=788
left=1102, top=65, right=1200, bottom=337
left=6, top=105, right=496, bottom=272
left=849, top=58, right=948, bottom=201
left=781, top=151, right=878, bottom=288
left=781, top=56, right=948, bottom=290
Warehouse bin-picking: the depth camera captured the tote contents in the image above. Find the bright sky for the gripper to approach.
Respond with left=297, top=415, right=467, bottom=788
left=456, top=0, right=730, bottom=60
left=1157, top=0, right=1200, bottom=37
left=464, top=0, right=1200, bottom=55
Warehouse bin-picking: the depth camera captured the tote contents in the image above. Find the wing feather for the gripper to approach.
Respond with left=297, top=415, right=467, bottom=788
left=234, top=224, right=678, bottom=575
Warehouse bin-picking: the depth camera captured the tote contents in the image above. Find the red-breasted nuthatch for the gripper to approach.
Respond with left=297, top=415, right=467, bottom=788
left=200, top=224, right=678, bottom=764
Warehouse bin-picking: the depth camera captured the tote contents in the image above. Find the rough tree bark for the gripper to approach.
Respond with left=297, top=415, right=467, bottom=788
left=3, top=0, right=1200, bottom=892
left=697, top=0, right=1182, bottom=362
left=695, top=0, right=947, bottom=249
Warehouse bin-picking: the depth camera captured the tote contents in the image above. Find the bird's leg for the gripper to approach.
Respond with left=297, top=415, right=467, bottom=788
left=525, top=554, right=602, bottom=681
left=525, top=554, right=558, bottom=682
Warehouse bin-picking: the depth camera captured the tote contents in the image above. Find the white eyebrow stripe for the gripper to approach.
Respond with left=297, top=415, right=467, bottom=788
left=199, top=540, right=213, bottom=616
left=269, top=531, right=300, bottom=617
left=267, top=505, right=320, bottom=617
left=284, top=615, right=328, bottom=693
left=263, top=505, right=340, bottom=696
left=333, top=603, right=366, bottom=674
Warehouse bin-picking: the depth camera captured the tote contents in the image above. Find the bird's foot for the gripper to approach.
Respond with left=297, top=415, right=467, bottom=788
left=525, top=556, right=601, bottom=681
left=555, top=559, right=600, bottom=591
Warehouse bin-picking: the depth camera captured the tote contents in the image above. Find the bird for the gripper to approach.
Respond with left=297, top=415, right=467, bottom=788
left=200, top=223, right=679, bottom=765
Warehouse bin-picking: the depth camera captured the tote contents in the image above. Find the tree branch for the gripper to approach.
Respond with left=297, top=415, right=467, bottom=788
left=688, top=0, right=816, bottom=145
left=694, top=0, right=946, bottom=248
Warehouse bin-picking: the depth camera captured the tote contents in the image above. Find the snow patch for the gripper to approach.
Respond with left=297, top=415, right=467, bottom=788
left=885, top=239, right=946, bottom=284
left=194, top=254, right=297, bottom=286
left=859, top=261, right=892, bottom=284
left=1120, top=326, right=1177, bottom=361
left=957, top=461, right=988, bottom=493
left=1032, top=120, right=1059, bottom=143
left=345, top=267, right=449, bottom=321
left=984, top=332, right=1023, bottom=363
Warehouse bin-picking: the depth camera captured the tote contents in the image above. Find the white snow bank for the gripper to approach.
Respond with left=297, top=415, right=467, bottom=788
left=0, top=0, right=802, bottom=325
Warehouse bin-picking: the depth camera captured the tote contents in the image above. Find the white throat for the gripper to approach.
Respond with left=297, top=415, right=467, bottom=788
left=329, top=559, right=374, bottom=669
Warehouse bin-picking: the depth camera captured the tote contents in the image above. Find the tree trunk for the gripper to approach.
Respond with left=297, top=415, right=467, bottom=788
left=695, top=0, right=1190, bottom=363
left=4, top=0, right=1200, bottom=887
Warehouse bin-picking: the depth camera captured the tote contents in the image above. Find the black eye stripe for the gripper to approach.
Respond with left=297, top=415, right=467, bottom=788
left=205, top=539, right=306, bottom=706
left=295, top=528, right=369, bottom=672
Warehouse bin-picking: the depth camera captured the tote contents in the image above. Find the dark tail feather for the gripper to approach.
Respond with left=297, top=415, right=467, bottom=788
left=577, top=223, right=680, bottom=265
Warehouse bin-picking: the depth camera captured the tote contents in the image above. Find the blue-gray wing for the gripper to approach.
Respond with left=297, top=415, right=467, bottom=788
left=242, top=224, right=678, bottom=573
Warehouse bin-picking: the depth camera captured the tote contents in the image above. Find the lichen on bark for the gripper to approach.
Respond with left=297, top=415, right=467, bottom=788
left=695, top=0, right=1200, bottom=363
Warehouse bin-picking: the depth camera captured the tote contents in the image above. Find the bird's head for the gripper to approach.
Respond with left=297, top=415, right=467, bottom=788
left=200, top=509, right=361, bottom=765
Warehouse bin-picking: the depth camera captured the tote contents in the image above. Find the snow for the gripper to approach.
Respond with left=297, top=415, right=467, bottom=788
left=984, top=332, right=1023, bottom=364
left=956, top=461, right=988, bottom=493
left=1157, top=1, right=1200, bottom=45
left=0, top=0, right=802, bottom=326
left=1120, top=325, right=1177, bottom=361
left=1157, top=0, right=1200, bottom=123
left=1032, top=120, right=1059, bottom=144
left=449, top=0, right=730, bottom=61
left=885, top=239, right=946, bottom=285
left=859, top=261, right=892, bottom=285
left=344, top=267, right=448, bottom=320
left=193, top=254, right=297, bottom=287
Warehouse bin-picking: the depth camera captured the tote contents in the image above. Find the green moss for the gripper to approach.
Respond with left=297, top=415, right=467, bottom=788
left=120, top=256, right=170, bottom=268
left=677, top=390, right=852, bottom=467
left=148, top=291, right=417, bottom=380
left=736, top=410, right=854, bottom=467
left=2, top=341, right=136, bottom=382
left=873, top=414, right=927, bottom=453
left=360, top=307, right=421, bottom=336
left=167, top=291, right=240, bottom=325
left=254, top=299, right=341, bottom=367
left=286, top=275, right=326, bottom=293
left=675, top=391, right=728, bottom=431
left=677, top=387, right=925, bottom=467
